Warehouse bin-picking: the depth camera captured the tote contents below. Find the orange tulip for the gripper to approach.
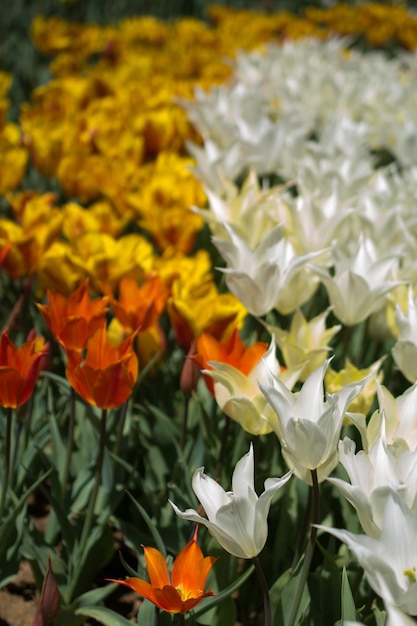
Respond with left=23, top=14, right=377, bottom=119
left=107, top=275, right=168, bottom=333
left=0, top=330, right=48, bottom=408
left=0, top=242, right=11, bottom=266
left=37, top=281, right=109, bottom=351
left=65, top=326, right=138, bottom=408
left=193, top=328, right=268, bottom=396
left=108, top=529, right=216, bottom=614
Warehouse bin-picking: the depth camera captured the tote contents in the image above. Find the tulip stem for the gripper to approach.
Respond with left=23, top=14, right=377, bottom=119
left=215, top=415, right=231, bottom=480
left=114, top=399, right=129, bottom=461
left=252, top=556, right=271, bottom=626
left=291, top=483, right=312, bottom=569
left=80, top=408, right=108, bottom=550
left=180, top=394, right=190, bottom=451
left=62, top=388, right=76, bottom=498
left=287, top=469, right=320, bottom=626
left=0, top=407, right=13, bottom=519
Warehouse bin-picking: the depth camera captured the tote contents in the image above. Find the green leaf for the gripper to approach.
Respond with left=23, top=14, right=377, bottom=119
left=39, top=370, right=72, bottom=391
left=118, top=549, right=140, bottom=578
left=373, top=605, right=387, bottom=626
left=71, top=582, right=118, bottom=609
left=48, top=407, right=68, bottom=483
left=269, top=558, right=309, bottom=626
left=193, top=563, right=254, bottom=618
left=195, top=596, right=236, bottom=626
left=137, top=598, right=156, bottom=625
left=0, top=469, right=51, bottom=559
left=126, top=491, right=167, bottom=557
left=75, top=605, right=135, bottom=626
left=68, top=522, right=115, bottom=602
left=40, top=478, right=76, bottom=553
left=341, top=567, right=356, bottom=623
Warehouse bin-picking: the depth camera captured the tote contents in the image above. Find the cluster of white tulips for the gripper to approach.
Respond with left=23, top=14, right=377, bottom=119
left=170, top=37, right=417, bottom=623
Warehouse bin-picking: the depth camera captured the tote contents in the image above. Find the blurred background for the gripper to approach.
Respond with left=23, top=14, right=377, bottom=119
left=1, top=0, right=415, bottom=121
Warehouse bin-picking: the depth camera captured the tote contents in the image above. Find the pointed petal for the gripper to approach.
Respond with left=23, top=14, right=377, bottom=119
left=191, top=468, right=230, bottom=522
left=171, top=532, right=216, bottom=594
left=143, top=546, right=170, bottom=589
left=107, top=577, right=157, bottom=606
left=256, top=470, right=293, bottom=523
left=153, top=586, right=184, bottom=614
left=231, top=444, right=256, bottom=502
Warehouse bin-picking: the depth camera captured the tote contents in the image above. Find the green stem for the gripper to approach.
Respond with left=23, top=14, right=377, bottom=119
left=62, top=388, right=76, bottom=499
left=252, top=556, right=271, bottom=626
left=287, top=469, right=320, bottom=626
left=79, top=407, right=108, bottom=550
left=113, top=399, right=129, bottom=461
left=291, top=483, right=312, bottom=570
left=180, top=394, right=190, bottom=451
left=342, top=325, right=352, bottom=365
left=215, top=415, right=231, bottom=480
left=0, top=407, right=13, bottom=519
left=22, top=397, right=33, bottom=453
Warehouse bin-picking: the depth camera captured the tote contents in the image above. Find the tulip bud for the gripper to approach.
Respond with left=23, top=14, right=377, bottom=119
left=180, top=342, right=199, bottom=396
left=30, top=558, right=60, bottom=626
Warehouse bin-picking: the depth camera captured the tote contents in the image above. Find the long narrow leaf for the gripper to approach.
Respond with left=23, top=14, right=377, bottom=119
left=193, top=564, right=255, bottom=618
left=341, top=567, right=357, bottom=623
left=75, top=605, right=135, bottom=626
left=125, top=491, right=167, bottom=557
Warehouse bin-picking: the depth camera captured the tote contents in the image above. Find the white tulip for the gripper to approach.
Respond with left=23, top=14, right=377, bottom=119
left=260, top=359, right=367, bottom=483
left=170, top=444, right=292, bottom=559
left=317, top=494, right=417, bottom=616
left=328, top=433, right=417, bottom=538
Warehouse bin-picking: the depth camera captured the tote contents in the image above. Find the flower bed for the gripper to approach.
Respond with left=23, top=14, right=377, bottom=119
left=2, top=4, right=417, bottom=626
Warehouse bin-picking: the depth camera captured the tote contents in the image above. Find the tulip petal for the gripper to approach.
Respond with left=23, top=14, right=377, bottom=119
left=143, top=546, right=170, bottom=589
left=153, top=586, right=184, bottom=614
left=231, top=444, right=257, bottom=505
left=191, top=468, right=230, bottom=521
left=171, top=532, right=216, bottom=595
left=107, top=577, right=157, bottom=605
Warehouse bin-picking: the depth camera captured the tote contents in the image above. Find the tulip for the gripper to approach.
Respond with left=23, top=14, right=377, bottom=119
left=195, top=333, right=302, bottom=436
left=317, top=494, right=417, bottom=616
left=37, top=280, right=109, bottom=352
left=0, top=330, right=49, bottom=519
left=265, top=307, right=341, bottom=382
left=167, top=277, right=247, bottom=351
left=170, top=444, right=292, bottom=559
left=193, top=169, right=282, bottom=250
left=0, top=242, right=11, bottom=266
left=260, top=359, right=368, bottom=483
left=106, top=275, right=168, bottom=333
left=31, top=558, right=60, bottom=626
left=108, top=529, right=216, bottom=614
left=0, top=330, right=48, bottom=409
left=367, top=381, right=417, bottom=452
left=65, top=326, right=138, bottom=409
left=311, top=236, right=402, bottom=326
left=325, top=356, right=384, bottom=417
left=212, top=223, right=322, bottom=316
left=193, top=327, right=270, bottom=397
left=392, top=286, right=417, bottom=383
left=328, top=433, right=417, bottom=537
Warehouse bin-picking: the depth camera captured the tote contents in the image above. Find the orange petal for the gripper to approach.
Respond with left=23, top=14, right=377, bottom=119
left=143, top=546, right=171, bottom=589
left=171, top=531, right=217, bottom=596
left=107, top=577, right=158, bottom=606
left=154, top=585, right=184, bottom=614
left=181, top=590, right=216, bottom=613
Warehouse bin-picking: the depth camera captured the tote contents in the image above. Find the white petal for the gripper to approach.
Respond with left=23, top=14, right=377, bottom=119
left=191, top=467, right=230, bottom=522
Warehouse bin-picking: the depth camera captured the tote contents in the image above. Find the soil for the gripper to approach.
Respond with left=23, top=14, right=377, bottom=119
left=0, top=559, right=140, bottom=626
left=0, top=496, right=141, bottom=626
left=0, top=561, right=37, bottom=626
